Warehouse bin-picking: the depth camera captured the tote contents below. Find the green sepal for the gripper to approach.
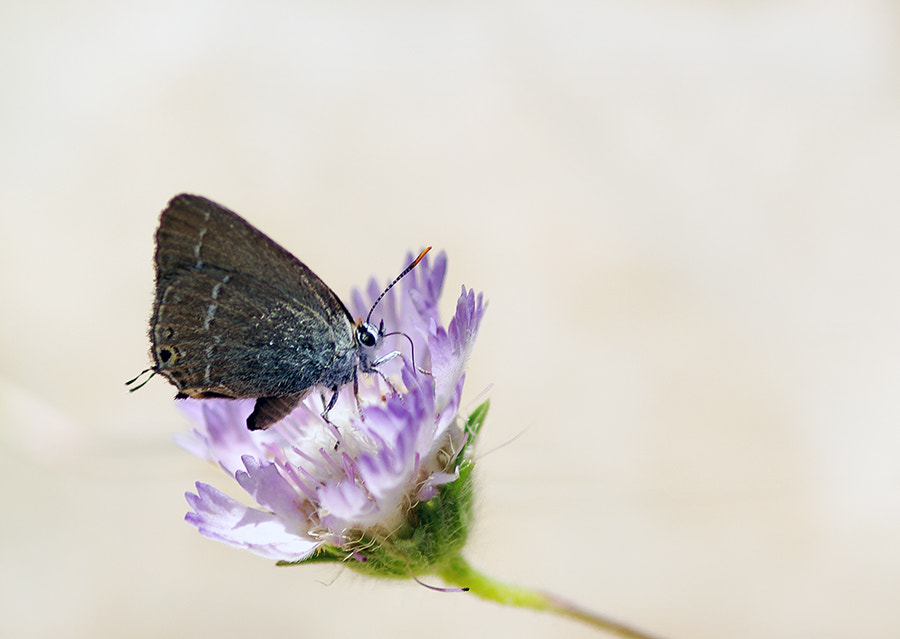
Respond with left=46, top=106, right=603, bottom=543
left=458, top=399, right=490, bottom=463
left=277, top=544, right=347, bottom=567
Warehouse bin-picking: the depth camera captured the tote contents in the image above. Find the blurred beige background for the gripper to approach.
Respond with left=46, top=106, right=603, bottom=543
left=2, top=1, right=899, bottom=638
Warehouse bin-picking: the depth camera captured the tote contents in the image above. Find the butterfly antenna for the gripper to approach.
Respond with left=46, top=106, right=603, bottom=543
left=365, top=247, right=432, bottom=324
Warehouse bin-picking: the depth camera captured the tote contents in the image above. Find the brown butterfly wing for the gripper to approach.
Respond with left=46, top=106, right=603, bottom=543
left=150, top=194, right=359, bottom=426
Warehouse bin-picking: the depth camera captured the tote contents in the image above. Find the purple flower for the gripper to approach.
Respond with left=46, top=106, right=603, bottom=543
left=181, top=251, right=486, bottom=567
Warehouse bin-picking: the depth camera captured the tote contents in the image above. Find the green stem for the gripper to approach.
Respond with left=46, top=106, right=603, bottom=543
left=437, top=555, right=668, bottom=639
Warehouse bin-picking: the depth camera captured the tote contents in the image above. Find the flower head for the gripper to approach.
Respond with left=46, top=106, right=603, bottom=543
left=181, top=251, right=487, bottom=575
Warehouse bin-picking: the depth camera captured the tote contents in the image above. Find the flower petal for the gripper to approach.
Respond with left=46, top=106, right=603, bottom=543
left=430, top=286, right=485, bottom=411
left=175, top=399, right=283, bottom=474
left=185, top=482, right=318, bottom=561
left=234, top=455, right=311, bottom=524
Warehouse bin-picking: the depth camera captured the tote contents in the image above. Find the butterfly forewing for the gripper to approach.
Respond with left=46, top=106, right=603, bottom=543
left=155, top=195, right=349, bottom=317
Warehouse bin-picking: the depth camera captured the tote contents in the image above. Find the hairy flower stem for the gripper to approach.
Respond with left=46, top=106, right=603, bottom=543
left=438, top=554, right=667, bottom=639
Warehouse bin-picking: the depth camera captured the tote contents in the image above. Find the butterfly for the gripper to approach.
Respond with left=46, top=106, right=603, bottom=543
left=132, top=194, right=428, bottom=430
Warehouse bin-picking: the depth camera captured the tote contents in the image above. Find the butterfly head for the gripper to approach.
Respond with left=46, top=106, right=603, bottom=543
left=356, top=319, right=385, bottom=351
left=353, top=247, right=431, bottom=375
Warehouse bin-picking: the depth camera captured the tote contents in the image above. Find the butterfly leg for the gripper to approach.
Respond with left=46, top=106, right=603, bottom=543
left=371, top=350, right=400, bottom=367
left=321, top=386, right=341, bottom=424
left=372, top=368, right=400, bottom=398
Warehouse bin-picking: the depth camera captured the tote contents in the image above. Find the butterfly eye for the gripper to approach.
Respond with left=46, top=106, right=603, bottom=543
left=357, top=323, right=380, bottom=348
